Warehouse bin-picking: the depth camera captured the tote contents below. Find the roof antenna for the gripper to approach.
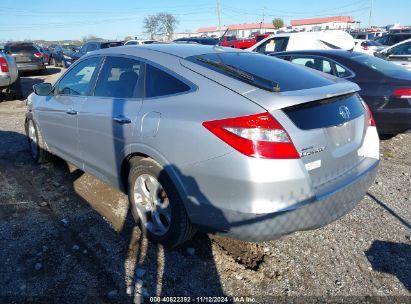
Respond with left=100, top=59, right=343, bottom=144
left=217, top=27, right=229, bottom=46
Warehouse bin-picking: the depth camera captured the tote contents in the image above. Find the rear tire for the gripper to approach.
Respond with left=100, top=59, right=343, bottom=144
left=25, top=118, right=49, bottom=164
left=128, top=158, right=196, bottom=248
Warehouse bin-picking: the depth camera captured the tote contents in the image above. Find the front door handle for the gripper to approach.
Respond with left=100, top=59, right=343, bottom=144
left=66, top=109, right=77, bottom=115
left=113, top=115, right=131, bottom=124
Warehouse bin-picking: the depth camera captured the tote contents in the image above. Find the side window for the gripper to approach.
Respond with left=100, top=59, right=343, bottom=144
left=376, top=35, right=388, bottom=45
left=291, top=57, right=315, bottom=68
left=390, top=41, right=411, bottom=55
left=274, top=55, right=290, bottom=61
left=86, top=43, right=98, bottom=52
left=291, top=57, right=333, bottom=75
left=256, top=37, right=289, bottom=53
left=334, top=63, right=352, bottom=78
left=145, top=64, right=190, bottom=98
left=94, top=56, right=143, bottom=98
left=57, top=57, right=100, bottom=96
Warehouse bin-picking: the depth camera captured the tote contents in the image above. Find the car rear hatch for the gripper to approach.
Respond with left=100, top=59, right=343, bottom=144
left=278, top=92, right=367, bottom=189
left=8, top=44, right=42, bottom=64
left=182, top=51, right=369, bottom=190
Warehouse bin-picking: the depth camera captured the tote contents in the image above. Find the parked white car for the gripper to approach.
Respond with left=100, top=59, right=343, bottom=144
left=247, top=30, right=355, bottom=55
left=0, top=51, right=22, bottom=100
left=375, top=38, right=411, bottom=71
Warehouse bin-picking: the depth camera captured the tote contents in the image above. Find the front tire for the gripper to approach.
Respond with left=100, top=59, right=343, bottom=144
left=128, top=158, right=196, bottom=248
left=25, top=118, right=49, bottom=163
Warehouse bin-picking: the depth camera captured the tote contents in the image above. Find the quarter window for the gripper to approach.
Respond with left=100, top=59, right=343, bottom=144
left=56, top=57, right=100, bottom=96
left=334, top=63, right=352, bottom=78
left=94, top=56, right=143, bottom=98
left=145, top=64, right=190, bottom=98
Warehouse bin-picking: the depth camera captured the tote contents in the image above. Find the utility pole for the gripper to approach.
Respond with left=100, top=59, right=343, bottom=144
left=368, top=0, right=373, bottom=28
left=262, top=7, right=266, bottom=33
left=217, top=0, right=222, bottom=37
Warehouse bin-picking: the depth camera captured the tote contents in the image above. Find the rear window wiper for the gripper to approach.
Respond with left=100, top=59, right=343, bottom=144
left=196, top=56, right=281, bottom=92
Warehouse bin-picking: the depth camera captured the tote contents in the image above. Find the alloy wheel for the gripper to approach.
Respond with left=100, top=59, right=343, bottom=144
left=133, top=174, right=172, bottom=236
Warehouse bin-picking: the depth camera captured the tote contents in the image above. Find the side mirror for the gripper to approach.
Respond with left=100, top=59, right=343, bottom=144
left=33, top=83, right=53, bottom=96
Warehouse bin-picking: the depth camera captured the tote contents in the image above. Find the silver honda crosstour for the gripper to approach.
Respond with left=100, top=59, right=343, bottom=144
left=26, top=44, right=379, bottom=247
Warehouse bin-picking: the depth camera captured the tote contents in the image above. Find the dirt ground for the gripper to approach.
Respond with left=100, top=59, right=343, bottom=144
left=0, top=67, right=410, bottom=303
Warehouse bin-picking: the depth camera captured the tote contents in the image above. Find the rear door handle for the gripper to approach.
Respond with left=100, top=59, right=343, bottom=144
left=66, top=109, right=77, bottom=115
left=113, top=115, right=131, bottom=124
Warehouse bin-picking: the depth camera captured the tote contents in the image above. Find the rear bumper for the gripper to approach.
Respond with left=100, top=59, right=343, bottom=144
left=0, top=74, right=11, bottom=88
left=374, top=108, right=411, bottom=134
left=181, top=155, right=378, bottom=241
left=17, top=63, right=44, bottom=72
left=217, top=158, right=378, bottom=241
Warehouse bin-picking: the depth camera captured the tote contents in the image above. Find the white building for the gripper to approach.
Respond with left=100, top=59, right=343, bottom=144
left=290, top=16, right=359, bottom=32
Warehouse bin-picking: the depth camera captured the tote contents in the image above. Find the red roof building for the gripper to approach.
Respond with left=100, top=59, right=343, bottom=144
left=291, top=16, right=354, bottom=26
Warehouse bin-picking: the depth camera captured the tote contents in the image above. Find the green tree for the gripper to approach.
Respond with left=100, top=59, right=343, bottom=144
left=272, top=18, right=284, bottom=29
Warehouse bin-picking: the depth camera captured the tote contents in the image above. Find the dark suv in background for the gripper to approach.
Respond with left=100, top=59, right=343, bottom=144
left=72, top=41, right=123, bottom=61
left=4, top=42, right=46, bottom=74
left=375, top=33, right=411, bottom=47
left=173, top=37, right=218, bottom=45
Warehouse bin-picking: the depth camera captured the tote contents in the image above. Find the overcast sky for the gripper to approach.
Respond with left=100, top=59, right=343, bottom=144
left=0, top=0, right=409, bottom=41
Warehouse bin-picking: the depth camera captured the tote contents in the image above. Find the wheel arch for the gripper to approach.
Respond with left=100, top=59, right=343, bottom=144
left=120, top=145, right=189, bottom=209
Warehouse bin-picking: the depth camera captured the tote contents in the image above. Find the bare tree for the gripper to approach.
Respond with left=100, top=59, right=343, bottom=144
left=143, top=13, right=179, bottom=41
left=158, top=13, right=179, bottom=41
left=143, top=15, right=160, bottom=40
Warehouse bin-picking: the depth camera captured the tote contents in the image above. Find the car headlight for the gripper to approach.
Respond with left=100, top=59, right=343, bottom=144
left=63, top=55, right=71, bottom=60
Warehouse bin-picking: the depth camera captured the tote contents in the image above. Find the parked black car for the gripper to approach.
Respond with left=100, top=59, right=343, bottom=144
left=271, top=50, right=411, bottom=135
left=4, top=42, right=46, bottom=74
left=50, top=45, right=79, bottom=68
left=72, top=41, right=123, bottom=61
left=173, top=37, right=218, bottom=45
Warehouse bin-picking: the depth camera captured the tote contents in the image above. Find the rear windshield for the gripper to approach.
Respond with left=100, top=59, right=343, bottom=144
left=187, top=52, right=333, bottom=92
left=101, top=42, right=123, bottom=48
left=198, top=39, right=217, bottom=45
left=7, top=44, right=37, bottom=53
left=351, top=54, right=411, bottom=79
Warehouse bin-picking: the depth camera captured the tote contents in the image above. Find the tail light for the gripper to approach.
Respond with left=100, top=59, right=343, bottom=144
left=362, top=102, right=375, bottom=126
left=362, top=45, right=369, bottom=50
left=34, top=53, right=43, bottom=58
left=0, top=57, right=8, bottom=73
left=203, top=112, right=300, bottom=159
left=393, top=88, right=411, bottom=98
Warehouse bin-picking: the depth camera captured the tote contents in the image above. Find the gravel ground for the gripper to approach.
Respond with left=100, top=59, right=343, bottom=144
left=0, top=67, right=410, bottom=303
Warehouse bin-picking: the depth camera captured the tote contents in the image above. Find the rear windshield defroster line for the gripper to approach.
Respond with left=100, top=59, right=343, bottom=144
left=195, top=56, right=281, bottom=92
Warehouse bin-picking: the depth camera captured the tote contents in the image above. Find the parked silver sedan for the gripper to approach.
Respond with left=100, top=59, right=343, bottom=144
left=25, top=44, right=379, bottom=247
